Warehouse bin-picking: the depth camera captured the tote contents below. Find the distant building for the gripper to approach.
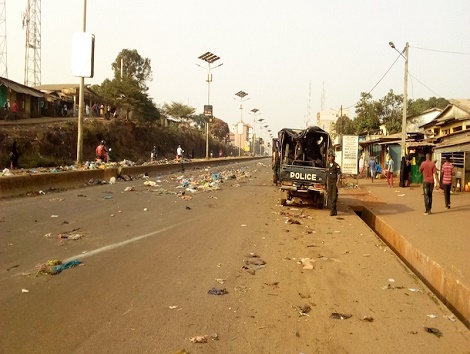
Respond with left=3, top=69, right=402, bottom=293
left=316, top=108, right=349, bottom=134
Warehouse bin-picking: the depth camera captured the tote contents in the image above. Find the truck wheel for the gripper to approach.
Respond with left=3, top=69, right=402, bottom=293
left=318, top=195, right=325, bottom=209
left=280, top=190, right=288, bottom=206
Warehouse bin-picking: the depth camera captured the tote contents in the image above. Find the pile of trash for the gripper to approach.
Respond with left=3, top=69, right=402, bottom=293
left=35, top=259, right=82, bottom=276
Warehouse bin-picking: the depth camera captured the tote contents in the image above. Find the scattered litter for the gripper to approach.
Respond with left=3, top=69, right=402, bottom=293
left=286, top=218, right=301, bottom=225
left=299, top=258, right=315, bottom=270
left=388, top=278, right=395, bottom=282
left=77, top=194, right=87, bottom=197
left=124, top=186, right=135, bottom=192
left=362, top=316, right=374, bottom=322
left=295, top=304, right=311, bottom=317
left=443, top=315, right=456, bottom=322
left=189, top=333, right=219, bottom=343
left=208, top=287, right=228, bottom=295
left=264, top=282, right=279, bottom=288
left=21, top=289, right=29, bottom=293
left=49, top=198, right=64, bottom=202
left=408, top=288, right=422, bottom=292
left=427, top=314, right=437, bottom=319
left=215, top=278, right=225, bottom=284
left=424, top=326, right=442, bottom=338
left=104, top=195, right=113, bottom=199
left=44, top=233, right=52, bottom=238
left=241, top=224, right=247, bottom=227
left=363, top=254, right=370, bottom=257
left=242, top=254, right=267, bottom=274
left=330, top=312, right=352, bottom=320
left=169, top=306, right=178, bottom=310
left=39, top=190, right=46, bottom=195
left=51, top=215, right=59, bottom=218
left=109, top=177, right=116, bottom=184
left=143, top=208, right=148, bottom=211
left=381, top=284, right=405, bottom=290
left=185, top=205, right=191, bottom=210
left=397, top=194, right=405, bottom=197
left=144, top=180, right=157, bottom=187
left=6, top=264, right=19, bottom=271
left=36, top=259, right=82, bottom=276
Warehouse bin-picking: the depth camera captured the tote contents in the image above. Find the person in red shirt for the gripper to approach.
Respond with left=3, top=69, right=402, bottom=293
left=95, top=140, right=107, bottom=162
left=12, top=101, right=18, bottom=121
left=419, top=153, right=437, bottom=215
left=441, top=156, right=454, bottom=209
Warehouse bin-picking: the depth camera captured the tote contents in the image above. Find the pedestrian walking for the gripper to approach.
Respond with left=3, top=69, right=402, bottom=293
left=177, top=144, right=184, bottom=172
left=387, top=156, right=394, bottom=187
left=369, top=155, right=377, bottom=182
left=327, top=149, right=341, bottom=216
left=441, top=156, right=454, bottom=209
left=10, top=140, right=19, bottom=169
left=419, top=153, right=438, bottom=215
left=151, top=145, right=158, bottom=161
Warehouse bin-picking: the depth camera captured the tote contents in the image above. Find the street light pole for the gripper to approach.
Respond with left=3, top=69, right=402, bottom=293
left=76, top=0, right=87, bottom=164
left=198, top=52, right=222, bottom=159
left=257, top=118, right=264, bottom=156
left=235, top=91, right=249, bottom=157
left=250, top=108, right=260, bottom=156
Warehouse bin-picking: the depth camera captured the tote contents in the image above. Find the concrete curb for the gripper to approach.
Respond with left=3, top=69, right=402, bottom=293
left=0, top=157, right=262, bottom=198
left=361, top=207, right=470, bottom=329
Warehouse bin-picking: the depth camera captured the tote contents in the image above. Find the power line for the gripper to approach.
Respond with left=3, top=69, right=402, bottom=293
left=343, top=53, right=402, bottom=110
left=411, top=46, right=470, bottom=55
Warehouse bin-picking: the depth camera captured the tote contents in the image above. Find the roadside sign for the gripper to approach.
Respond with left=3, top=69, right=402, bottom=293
left=342, top=135, right=358, bottom=174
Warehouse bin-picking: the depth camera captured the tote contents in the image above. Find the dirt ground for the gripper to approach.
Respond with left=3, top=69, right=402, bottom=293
left=0, top=160, right=469, bottom=353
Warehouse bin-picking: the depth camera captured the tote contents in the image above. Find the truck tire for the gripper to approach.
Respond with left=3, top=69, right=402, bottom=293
left=318, top=194, right=325, bottom=209
left=280, top=190, right=288, bottom=206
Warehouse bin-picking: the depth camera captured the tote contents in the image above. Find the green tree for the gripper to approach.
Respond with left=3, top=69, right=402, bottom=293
left=91, top=49, right=159, bottom=123
left=378, top=89, right=404, bottom=134
left=210, top=118, right=230, bottom=142
left=112, top=49, right=152, bottom=91
left=333, top=115, right=356, bottom=138
left=353, top=92, right=381, bottom=134
left=408, top=97, right=449, bottom=116
left=163, top=102, right=196, bottom=122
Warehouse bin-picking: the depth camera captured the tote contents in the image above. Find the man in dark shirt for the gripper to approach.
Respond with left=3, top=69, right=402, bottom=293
left=327, top=150, right=341, bottom=216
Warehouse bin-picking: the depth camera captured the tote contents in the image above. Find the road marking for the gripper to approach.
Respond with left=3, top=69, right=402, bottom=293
left=63, top=219, right=195, bottom=262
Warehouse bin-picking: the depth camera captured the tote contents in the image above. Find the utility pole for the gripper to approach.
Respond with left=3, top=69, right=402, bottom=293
left=402, top=42, right=409, bottom=159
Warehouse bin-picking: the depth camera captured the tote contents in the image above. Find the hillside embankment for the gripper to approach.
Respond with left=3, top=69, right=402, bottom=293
left=1, top=118, right=233, bottom=169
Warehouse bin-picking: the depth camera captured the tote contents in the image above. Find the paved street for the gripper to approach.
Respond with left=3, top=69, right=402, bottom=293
left=0, top=160, right=469, bottom=353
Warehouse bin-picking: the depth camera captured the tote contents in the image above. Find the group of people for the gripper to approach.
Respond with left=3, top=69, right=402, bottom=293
left=419, top=154, right=454, bottom=214
left=3, top=99, right=18, bottom=121
left=367, top=151, right=454, bottom=214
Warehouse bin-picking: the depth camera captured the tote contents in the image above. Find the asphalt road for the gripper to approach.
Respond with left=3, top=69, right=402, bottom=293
left=0, top=160, right=469, bottom=353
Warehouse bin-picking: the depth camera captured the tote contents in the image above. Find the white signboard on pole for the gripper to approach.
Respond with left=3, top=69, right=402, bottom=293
left=341, top=135, right=359, bottom=174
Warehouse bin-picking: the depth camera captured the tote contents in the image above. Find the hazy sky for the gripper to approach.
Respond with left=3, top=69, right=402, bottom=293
left=5, top=0, right=470, bottom=137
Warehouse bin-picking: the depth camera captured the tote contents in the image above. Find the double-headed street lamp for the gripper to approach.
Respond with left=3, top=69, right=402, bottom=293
left=389, top=41, right=409, bottom=160
left=197, top=51, right=223, bottom=159
left=250, top=108, right=261, bottom=155
left=235, top=91, right=249, bottom=156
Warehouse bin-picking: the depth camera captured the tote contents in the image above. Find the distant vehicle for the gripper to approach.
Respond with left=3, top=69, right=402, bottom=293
left=278, top=126, right=331, bottom=207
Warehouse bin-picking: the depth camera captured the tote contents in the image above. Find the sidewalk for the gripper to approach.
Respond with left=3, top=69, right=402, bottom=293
left=343, top=176, right=469, bottom=284
left=341, top=176, right=470, bottom=325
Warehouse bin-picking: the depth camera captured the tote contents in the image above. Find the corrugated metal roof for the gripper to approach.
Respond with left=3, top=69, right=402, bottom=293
left=0, top=77, right=44, bottom=98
